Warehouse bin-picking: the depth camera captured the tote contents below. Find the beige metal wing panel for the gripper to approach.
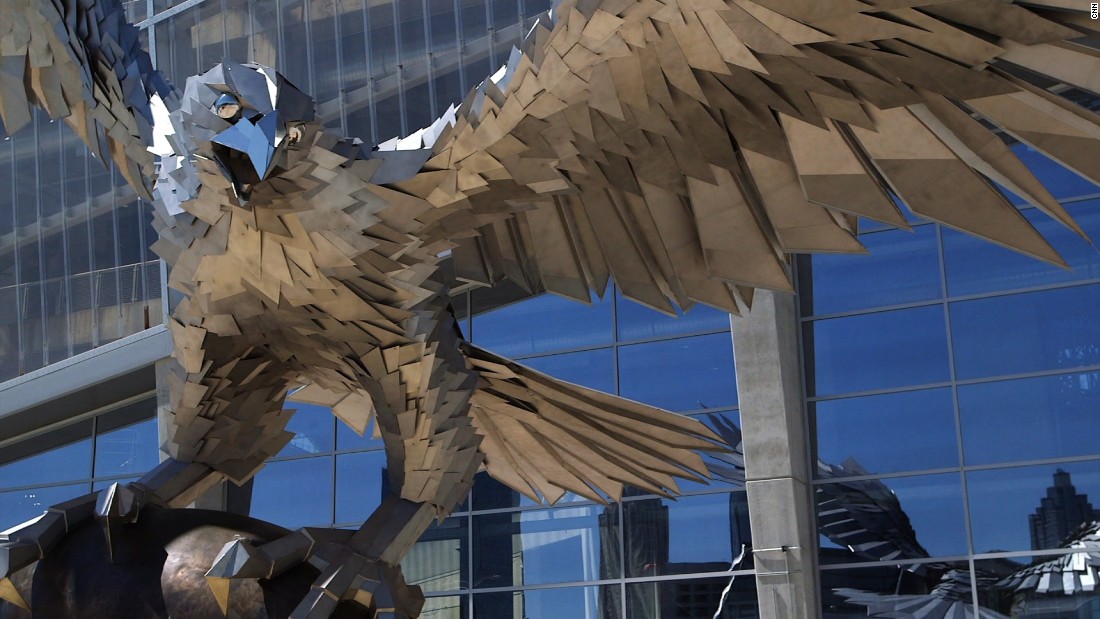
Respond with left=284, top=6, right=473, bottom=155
left=0, top=0, right=171, bottom=198
left=396, top=0, right=1100, bottom=314
left=464, top=344, right=725, bottom=504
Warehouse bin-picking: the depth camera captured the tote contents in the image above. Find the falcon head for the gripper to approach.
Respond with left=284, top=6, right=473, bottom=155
left=176, top=62, right=316, bottom=203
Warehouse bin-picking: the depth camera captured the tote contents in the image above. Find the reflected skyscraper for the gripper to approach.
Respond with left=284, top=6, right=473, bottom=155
left=1029, top=469, right=1100, bottom=550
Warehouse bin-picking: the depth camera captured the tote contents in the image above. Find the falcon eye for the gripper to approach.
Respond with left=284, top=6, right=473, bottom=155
left=287, top=124, right=303, bottom=145
left=214, top=93, right=241, bottom=120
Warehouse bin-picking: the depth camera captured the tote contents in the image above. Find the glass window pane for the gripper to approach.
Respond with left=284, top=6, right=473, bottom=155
left=967, top=461, right=1100, bottom=554
left=802, top=225, right=942, bottom=316
left=624, top=492, right=752, bottom=578
left=817, top=473, right=968, bottom=561
left=950, top=285, right=1100, bottom=380
left=335, top=450, right=387, bottom=525
left=0, top=427, right=93, bottom=487
left=975, top=555, right=1100, bottom=617
left=806, top=306, right=950, bottom=397
left=473, top=292, right=613, bottom=358
left=250, top=457, right=333, bottom=529
left=519, top=348, right=614, bottom=393
left=820, top=563, right=973, bottom=619
left=627, top=576, right=758, bottom=619
left=474, top=586, right=614, bottom=619
left=93, top=417, right=160, bottom=478
left=0, top=483, right=89, bottom=530
left=616, top=289, right=731, bottom=342
left=403, top=517, right=468, bottom=593
left=472, top=505, right=616, bottom=587
left=619, top=333, right=736, bottom=412
left=280, top=402, right=335, bottom=457
left=959, top=372, right=1100, bottom=465
left=813, top=389, right=958, bottom=477
left=943, top=199, right=1100, bottom=297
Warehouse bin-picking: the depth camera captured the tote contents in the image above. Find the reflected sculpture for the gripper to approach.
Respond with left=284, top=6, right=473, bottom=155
left=3, top=0, right=1100, bottom=616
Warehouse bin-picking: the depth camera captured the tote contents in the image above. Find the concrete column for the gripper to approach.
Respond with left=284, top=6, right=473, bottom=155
left=731, top=290, right=820, bottom=619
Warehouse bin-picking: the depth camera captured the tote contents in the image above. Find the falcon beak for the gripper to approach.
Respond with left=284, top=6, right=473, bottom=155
left=210, top=111, right=283, bottom=203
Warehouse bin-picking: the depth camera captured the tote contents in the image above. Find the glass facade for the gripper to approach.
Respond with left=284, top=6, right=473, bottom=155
left=3, top=0, right=1100, bottom=617
left=801, top=154, right=1100, bottom=617
left=0, top=397, right=159, bottom=528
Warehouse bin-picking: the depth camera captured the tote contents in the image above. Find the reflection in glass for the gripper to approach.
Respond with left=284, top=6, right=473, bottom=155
left=801, top=224, right=942, bottom=316
left=959, top=372, right=1100, bottom=465
left=816, top=472, right=967, bottom=561
left=682, top=411, right=745, bottom=492
left=813, top=389, right=958, bottom=477
left=335, top=450, right=387, bottom=525
left=967, top=463, right=1100, bottom=554
left=622, top=492, right=751, bottom=578
left=978, top=527, right=1100, bottom=618
left=944, top=200, right=1100, bottom=297
left=950, top=284, right=1100, bottom=380
left=402, top=517, right=468, bottom=593
left=626, top=576, right=758, bottom=618
left=0, top=483, right=89, bottom=530
left=821, top=563, right=977, bottom=619
left=472, top=505, right=615, bottom=588
left=520, top=348, right=615, bottom=393
left=473, top=585, right=612, bottom=619
left=280, top=402, right=336, bottom=457
left=806, top=306, right=950, bottom=397
left=93, top=417, right=159, bottom=478
left=250, top=457, right=333, bottom=529
left=472, top=291, right=613, bottom=358
left=619, top=333, right=736, bottom=412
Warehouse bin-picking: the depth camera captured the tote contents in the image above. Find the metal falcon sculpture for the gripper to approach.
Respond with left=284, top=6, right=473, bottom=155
left=2, top=0, right=1100, bottom=616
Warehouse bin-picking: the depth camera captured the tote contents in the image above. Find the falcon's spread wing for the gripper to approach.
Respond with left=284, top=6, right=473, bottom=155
left=403, top=0, right=1100, bottom=315
left=0, top=0, right=172, bottom=197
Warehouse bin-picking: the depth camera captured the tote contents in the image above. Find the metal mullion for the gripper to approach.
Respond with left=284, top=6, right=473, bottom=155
left=333, top=0, right=348, bottom=137
left=109, top=168, right=124, bottom=340
left=935, top=224, right=980, bottom=597
left=89, top=413, right=99, bottom=483
left=802, top=277, right=1100, bottom=324
left=275, top=0, right=286, bottom=77
left=360, top=0, right=380, bottom=144
left=810, top=466, right=966, bottom=486
left=303, top=0, right=317, bottom=98
left=82, top=133, right=99, bottom=349
left=422, top=0, right=437, bottom=120
left=810, top=452, right=1100, bottom=485
left=452, top=0, right=465, bottom=92
left=32, top=117, right=49, bottom=368
left=58, top=123, right=75, bottom=359
left=145, top=0, right=157, bottom=65
left=392, top=0, right=408, bottom=137
left=611, top=284, right=620, bottom=396
left=805, top=381, right=955, bottom=403
left=951, top=453, right=1100, bottom=473
left=485, top=0, right=495, bottom=70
